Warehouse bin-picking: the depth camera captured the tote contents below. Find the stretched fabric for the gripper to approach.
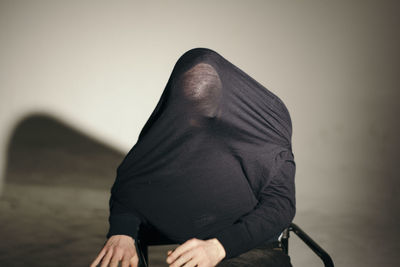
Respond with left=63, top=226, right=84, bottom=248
left=106, top=47, right=296, bottom=260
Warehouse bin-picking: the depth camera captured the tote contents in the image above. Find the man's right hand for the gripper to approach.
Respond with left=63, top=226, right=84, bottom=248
left=90, top=235, right=139, bottom=267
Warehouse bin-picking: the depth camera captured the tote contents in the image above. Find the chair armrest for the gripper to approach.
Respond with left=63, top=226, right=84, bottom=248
left=286, top=223, right=334, bottom=267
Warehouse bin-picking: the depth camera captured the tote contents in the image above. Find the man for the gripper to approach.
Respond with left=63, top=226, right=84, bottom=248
left=90, top=47, right=295, bottom=267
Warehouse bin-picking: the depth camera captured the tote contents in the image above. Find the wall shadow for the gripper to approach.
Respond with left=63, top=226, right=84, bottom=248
left=0, top=113, right=125, bottom=266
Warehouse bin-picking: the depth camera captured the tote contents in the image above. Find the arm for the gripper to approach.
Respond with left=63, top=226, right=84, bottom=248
left=213, top=148, right=296, bottom=259
left=91, top=194, right=141, bottom=267
left=106, top=193, right=142, bottom=240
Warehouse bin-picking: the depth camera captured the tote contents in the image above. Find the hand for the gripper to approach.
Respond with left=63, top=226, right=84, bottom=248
left=90, top=235, right=139, bottom=267
left=166, top=238, right=226, bottom=267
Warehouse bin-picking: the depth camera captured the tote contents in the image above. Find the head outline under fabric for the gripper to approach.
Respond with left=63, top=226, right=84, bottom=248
left=137, top=47, right=292, bottom=148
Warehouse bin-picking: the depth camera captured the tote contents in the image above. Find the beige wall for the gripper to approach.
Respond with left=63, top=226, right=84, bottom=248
left=1, top=0, right=399, bottom=266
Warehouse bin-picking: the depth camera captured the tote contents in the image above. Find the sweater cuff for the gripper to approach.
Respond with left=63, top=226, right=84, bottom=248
left=213, top=224, right=281, bottom=260
left=213, top=224, right=248, bottom=260
left=106, top=213, right=141, bottom=240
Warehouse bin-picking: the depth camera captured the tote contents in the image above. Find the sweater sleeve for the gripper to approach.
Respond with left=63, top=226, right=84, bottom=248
left=213, top=149, right=296, bottom=259
left=106, top=193, right=142, bottom=240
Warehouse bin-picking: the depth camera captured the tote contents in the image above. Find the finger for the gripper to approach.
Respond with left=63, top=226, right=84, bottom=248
left=167, top=239, right=198, bottom=264
left=182, top=257, right=199, bottom=267
left=90, top=248, right=107, bottom=267
left=169, top=249, right=196, bottom=267
left=100, top=248, right=114, bottom=267
left=167, top=248, right=176, bottom=256
left=109, top=252, right=123, bottom=267
left=129, top=255, right=139, bottom=267
left=121, top=257, right=131, bottom=267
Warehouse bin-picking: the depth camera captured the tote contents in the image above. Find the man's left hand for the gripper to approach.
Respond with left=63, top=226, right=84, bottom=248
left=166, top=237, right=226, bottom=267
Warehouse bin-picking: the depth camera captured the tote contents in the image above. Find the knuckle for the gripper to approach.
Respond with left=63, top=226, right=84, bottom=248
left=172, top=262, right=180, bottom=267
left=189, top=238, right=198, bottom=244
left=110, top=257, right=119, bottom=264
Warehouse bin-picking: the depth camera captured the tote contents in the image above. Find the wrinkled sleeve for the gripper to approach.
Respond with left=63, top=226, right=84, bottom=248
left=213, top=149, right=296, bottom=259
left=106, top=193, right=142, bottom=240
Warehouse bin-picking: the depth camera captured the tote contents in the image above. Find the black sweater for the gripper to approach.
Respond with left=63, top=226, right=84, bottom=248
left=106, top=48, right=296, bottom=260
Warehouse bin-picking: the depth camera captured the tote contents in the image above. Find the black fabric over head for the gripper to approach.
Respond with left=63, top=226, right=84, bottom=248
left=106, top=48, right=296, bottom=260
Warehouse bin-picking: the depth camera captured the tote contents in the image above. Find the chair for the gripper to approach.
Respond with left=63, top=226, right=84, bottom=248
left=135, top=222, right=334, bottom=267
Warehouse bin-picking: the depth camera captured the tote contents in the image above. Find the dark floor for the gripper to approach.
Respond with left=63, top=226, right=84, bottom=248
left=0, top=114, right=398, bottom=266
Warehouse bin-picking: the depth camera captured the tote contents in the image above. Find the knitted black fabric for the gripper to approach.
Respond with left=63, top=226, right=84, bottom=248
left=106, top=47, right=296, bottom=260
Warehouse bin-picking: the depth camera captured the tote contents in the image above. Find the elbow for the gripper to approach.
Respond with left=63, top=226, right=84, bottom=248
left=289, top=204, right=296, bottom=223
left=282, top=197, right=296, bottom=228
left=287, top=198, right=296, bottom=226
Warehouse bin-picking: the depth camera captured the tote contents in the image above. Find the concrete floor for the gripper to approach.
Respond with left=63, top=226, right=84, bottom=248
left=0, top=115, right=398, bottom=266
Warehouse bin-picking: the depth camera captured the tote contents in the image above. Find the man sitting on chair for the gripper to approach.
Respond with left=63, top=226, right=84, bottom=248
left=90, top=47, right=296, bottom=267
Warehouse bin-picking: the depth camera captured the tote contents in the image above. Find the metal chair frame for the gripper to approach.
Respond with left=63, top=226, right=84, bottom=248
left=135, top=222, right=334, bottom=267
left=280, top=223, right=334, bottom=267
